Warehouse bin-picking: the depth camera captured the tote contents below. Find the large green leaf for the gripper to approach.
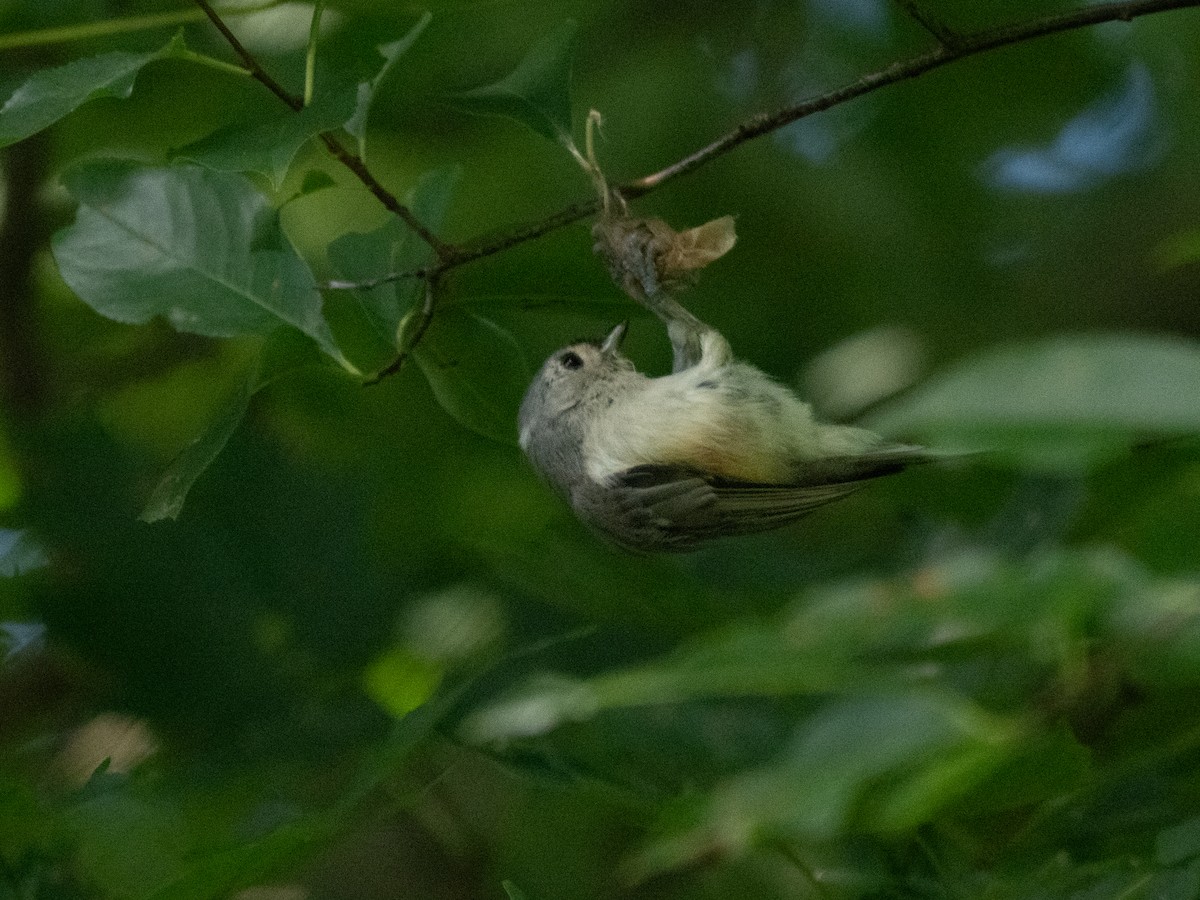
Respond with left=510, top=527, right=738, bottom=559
left=139, top=372, right=257, bottom=524
left=345, top=12, right=432, bottom=162
left=176, top=80, right=357, bottom=189
left=51, top=161, right=353, bottom=371
left=143, top=824, right=328, bottom=900
left=70, top=785, right=186, bottom=897
left=414, top=307, right=530, bottom=445
left=139, top=332, right=324, bottom=523
left=461, top=625, right=864, bottom=744
left=327, top=167, right=459, bottom=346
left=451, top=19, right=577, bottom=144
left=628, top=691, right=1014, bottom=880
left=0, top=34, right=184, bottom=148
left=867, top=334, right=1200, bottom=466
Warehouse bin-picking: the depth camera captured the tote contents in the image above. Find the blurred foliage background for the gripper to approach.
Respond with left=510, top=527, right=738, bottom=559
left=3, top=0, right=1200, bottom=897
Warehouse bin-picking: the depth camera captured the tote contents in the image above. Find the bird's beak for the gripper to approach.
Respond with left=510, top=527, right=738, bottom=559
left=600, top=321, right=628, bottom=355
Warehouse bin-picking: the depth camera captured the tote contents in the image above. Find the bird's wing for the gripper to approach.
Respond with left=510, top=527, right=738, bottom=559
left=572, top=466, right=720, bottom=552
left=577, top=447, right=932, bottom=552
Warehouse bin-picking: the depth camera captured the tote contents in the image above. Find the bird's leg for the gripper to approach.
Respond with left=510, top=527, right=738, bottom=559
left=641, top=290, right=714, bottom=372
left=592, top=214, right=717, bottom=371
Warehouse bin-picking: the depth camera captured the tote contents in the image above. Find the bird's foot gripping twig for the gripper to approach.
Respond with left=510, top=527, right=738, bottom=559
left=575, top=111, right=737, bottom=372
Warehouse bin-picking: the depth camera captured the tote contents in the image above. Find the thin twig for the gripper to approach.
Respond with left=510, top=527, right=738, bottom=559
left=304, top=0, right=326, bottom=106
left=193, top=0, right=301, bottom=111
left=316, top=132, right=452, bottom=257
left=192, top=0, right=451, bottom=258
left=364, top=0, right=1200, bottom=296
left=446, top=199, right=603, bottom=270
left=330, top=198, right=605, bottom=293
left=892, top=0, right=961, bottom=48
left=627, top=0, right=1200, bottom=195
left=366, top=278, right=442, bottom=384
left=323, top=269, right=429, bottom=292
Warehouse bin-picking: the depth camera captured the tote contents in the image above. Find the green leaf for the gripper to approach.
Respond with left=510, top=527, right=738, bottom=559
left=461, top=625, right=865, bottom=743
left=1143, top=868, right=1200, bottom=900
left=0, top=34, right=185, bottom=148
left=502, top=881, right=531, bottom=900
left=141, top=331, right=324, bottom=523
left=345, top=12, right=432, bottom=162
left=70, top=785, right=186, bottom=897
left=327, top=167, right=459, bottom=345
left=332, top=216, right=422, bottom=351
left=298, top=169, right=337, bottom=196
left=144, top=823, right=328, bottom=900
left=451, top=19, right=577, bottom=144
left=628, top=691, right=1014, bottom=879
left=139, top=374, right=252, bottom=524
left=414, top=307, right=530, bottom=444
left=1158, top=815, right=1200, bottom=866
left=961, top=726, right=1091, bottom=813
left=141, top=362, right=259, bottom=525
left=51, top=161, right=354, bottom=372
left=336, top=680, right=475, bottom=816
left=176, top=80, right=357, bottom=189
left=867, top=334, right=1200, bottom=468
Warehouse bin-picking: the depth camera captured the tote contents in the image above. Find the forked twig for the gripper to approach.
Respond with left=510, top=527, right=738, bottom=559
left=193, top=0, right=1200, bottom=379
left=193, top=0, right=451, bottom=258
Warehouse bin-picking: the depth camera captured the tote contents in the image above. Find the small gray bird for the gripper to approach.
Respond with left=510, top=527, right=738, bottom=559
left=518, top=322, right=933, bottom=552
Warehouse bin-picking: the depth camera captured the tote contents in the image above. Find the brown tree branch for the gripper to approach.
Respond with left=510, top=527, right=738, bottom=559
left=446, top=199, right=602, bottom=270
left=314, top=131, right=451, bottom=257
left=627, top=0, right=1200, bottom=195
left=192, top=0, right=451, bottom=258
left=197, top=0, right=1200, bottom=381
left=193, top=0, right=299, bottom=110
left=407, top=0, right=1200, bottom=278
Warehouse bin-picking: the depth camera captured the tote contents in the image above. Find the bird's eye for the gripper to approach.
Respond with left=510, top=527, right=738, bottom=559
left=559, top=351, right=584, bottom=370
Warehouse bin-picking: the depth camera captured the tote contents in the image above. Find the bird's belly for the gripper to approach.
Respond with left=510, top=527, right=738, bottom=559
left=585, top=408, right=788, bottom=485
left=657, top=419, right=788, bottom=483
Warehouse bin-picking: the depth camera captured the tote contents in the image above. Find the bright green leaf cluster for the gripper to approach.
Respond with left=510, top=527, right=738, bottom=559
left=0, top=6, right=585, bottom=515
left=466, top=545, right=1200, bottom=890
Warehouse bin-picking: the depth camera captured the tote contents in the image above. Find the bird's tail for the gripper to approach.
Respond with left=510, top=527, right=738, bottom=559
left=789, top=444, right=952, bottom=487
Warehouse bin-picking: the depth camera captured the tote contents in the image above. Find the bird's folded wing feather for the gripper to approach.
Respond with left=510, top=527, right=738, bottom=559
left=575, top=447, right=933, bottom=552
